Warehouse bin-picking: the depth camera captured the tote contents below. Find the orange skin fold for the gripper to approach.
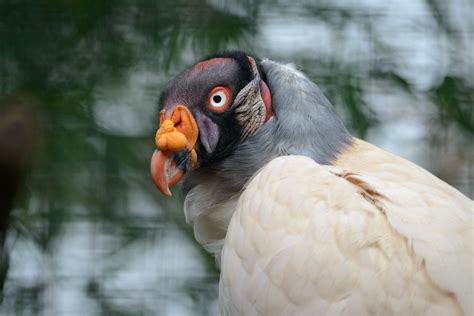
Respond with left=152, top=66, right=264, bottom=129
left=150, top=105, right=199, bottom=196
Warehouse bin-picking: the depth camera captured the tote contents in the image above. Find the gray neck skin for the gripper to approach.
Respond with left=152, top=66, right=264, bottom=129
left=182, top=59, right=352, bottom=197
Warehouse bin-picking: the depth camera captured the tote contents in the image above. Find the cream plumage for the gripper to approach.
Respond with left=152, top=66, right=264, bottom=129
left=219, top=141, right=472, bottom=315
left=150, top=51, right=473, bottom=315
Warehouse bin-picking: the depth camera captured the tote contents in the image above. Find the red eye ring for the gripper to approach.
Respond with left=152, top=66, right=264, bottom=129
left=207, top=86, right=231, bottom=112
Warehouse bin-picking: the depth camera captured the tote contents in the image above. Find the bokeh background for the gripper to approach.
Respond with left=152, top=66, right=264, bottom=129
left=0, top=0, right=472, bottom=315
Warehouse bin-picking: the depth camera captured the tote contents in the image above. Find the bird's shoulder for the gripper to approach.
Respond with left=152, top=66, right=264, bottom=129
left=220, top=148, right=472, bottom=315
left=333, top=138, right=473, bottom=314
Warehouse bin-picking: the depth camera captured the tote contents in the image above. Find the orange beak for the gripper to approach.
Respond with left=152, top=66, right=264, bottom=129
left=150, top=105, right=199, bottom=196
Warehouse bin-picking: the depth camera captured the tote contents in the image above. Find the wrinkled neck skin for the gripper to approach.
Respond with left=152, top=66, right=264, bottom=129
left=181, top=59, right=352, bottom=260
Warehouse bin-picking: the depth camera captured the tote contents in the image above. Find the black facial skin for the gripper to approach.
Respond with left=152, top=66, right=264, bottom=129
left=158, top=51, right=266, bottom=172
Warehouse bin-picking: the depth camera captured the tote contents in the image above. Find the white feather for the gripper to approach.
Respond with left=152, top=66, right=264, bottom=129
left=217, top=142, right=472, bottom=315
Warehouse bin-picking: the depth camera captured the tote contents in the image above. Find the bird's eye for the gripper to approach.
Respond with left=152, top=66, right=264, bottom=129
left=208, top=86, right=231, bottom=112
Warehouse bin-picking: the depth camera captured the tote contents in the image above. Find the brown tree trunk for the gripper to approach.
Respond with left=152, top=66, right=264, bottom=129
left=0, top=101, right=38, bottom=292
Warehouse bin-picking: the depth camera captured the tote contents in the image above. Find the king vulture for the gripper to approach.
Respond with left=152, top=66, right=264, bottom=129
left=150, top=51, right=473, bottom=315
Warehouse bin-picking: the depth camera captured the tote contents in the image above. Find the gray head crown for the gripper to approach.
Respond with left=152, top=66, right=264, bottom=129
left=182, top=57, right=351, bottom=195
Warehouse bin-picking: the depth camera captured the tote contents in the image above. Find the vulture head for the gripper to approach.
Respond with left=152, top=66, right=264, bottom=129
left=151, top=51, right=351, bottom=197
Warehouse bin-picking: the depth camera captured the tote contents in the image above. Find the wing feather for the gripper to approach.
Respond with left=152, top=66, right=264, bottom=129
left=344, top=171, right=473, bottom=315
left=219, top=155, right=471, bottom=315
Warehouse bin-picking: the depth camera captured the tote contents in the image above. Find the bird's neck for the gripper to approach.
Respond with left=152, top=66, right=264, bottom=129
left=181, top=59, right=354, bottom=260
left=182, top=168, right=242, bottom=263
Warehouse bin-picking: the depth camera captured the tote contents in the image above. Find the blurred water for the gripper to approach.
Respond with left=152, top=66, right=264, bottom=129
left=0, top=0, right=472, bottom=315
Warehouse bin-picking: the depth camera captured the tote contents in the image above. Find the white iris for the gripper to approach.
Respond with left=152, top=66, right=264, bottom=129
left=210, top=90, right=227, bottom=108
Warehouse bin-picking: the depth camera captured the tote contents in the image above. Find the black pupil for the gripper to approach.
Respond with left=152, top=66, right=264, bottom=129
left=213, top=95, right=222, bottom=104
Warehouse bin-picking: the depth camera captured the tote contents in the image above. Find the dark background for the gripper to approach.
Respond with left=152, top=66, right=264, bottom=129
left=0, top=0, right=472, bottom=315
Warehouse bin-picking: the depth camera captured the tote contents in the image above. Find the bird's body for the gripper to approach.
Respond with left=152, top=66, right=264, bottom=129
left=218, top=141, right=472, bottom=315
left=151, top=52, right=473, bottom=315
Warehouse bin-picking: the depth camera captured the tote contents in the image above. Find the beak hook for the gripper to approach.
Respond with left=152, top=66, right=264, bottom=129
left=150, top=105, right=199, bottom=196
